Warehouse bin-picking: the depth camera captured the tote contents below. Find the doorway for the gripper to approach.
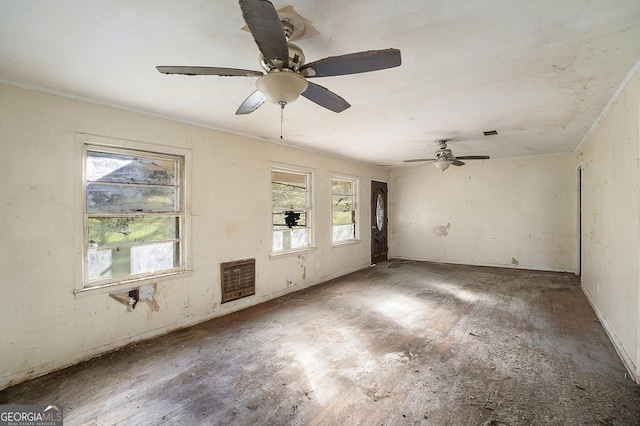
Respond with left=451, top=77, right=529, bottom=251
left=371, top=180, right=388, bottom=264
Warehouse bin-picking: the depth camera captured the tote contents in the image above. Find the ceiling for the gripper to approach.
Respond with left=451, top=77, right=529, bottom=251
left=2, top=1, right=640, bottom=167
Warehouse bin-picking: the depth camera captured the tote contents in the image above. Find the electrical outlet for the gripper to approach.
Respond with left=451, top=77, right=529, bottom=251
left=597, top=282, right=600, bottom=293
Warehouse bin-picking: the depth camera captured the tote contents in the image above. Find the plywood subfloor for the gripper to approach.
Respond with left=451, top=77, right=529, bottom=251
left=1, top=261, right=639, bottom=425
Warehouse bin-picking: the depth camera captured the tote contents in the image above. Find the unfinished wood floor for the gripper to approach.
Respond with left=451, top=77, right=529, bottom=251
left=1, top=261, right=639, bottom=425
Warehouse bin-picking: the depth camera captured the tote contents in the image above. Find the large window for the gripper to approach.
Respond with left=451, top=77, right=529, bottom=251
left=84, top=145, right=185, bottom=287
left=332, top=176, right=358, bottom=244
left=272, top=168, right=312, bottom=253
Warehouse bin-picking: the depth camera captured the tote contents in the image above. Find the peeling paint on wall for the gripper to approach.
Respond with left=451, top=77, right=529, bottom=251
left=433, top=223, right=451, bottom=237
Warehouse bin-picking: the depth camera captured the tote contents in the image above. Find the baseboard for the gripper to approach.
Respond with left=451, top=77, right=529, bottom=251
left=0, top=262, right=372, bottom=391
left=391, top=256, right=576, bottom=274
left=581, top=287, right=639, bottom=384
left=0, top=311, right=219, bottom=391
left=262, top=262, right=372, bottom=300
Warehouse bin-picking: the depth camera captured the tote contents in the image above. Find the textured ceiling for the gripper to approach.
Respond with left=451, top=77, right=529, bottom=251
left=1, top=0, right=639, bottom=167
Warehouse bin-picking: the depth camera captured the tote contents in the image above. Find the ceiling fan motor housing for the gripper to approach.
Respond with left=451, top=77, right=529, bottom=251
left=435, top=148, right=452, bottom=158
left=260, top=42, right=306, bottom=72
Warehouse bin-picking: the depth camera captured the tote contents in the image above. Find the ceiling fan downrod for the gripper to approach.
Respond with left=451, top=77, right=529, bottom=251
left=280, top=101, right=286, bottom=139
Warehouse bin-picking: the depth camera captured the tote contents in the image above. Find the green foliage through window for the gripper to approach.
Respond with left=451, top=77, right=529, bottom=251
left=332, top=177, right=358, bottom=244
left=272, top=169, right=311, bottom=252
left=85, top=146, right=184, bottom=285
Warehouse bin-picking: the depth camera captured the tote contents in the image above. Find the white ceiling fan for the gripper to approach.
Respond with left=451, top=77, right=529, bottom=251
left=404, top=139, right=490, bottom=171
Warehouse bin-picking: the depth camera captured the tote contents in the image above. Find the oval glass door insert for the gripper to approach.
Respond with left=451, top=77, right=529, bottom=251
left=376, top=193, right=384, bottom=230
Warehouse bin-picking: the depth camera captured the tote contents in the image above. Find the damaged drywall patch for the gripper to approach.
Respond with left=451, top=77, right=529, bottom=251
left=433, top=223, right=451, bottom=237
left=109, top=284, right=159, bottom=312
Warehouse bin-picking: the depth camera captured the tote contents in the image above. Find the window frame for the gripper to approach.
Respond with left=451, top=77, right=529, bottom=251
left=271, top=166, right=314, bottom=255
left=331, top=174, right=360, bottom=245
left=77, top=137, right=191, bottom=295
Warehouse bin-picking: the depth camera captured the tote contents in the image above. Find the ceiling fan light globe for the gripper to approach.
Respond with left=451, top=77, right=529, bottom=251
left=434, top=160, right=452, bottom=171
left=256, top=70, right=308, bottom=105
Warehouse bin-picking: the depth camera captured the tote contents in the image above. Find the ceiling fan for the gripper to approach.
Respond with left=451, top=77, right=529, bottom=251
left=156, top=0, right=402, bottom=116
left=404, top=139, right=490, bottom=171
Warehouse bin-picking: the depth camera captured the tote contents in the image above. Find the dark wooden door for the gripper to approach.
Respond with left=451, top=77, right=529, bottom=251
left=371, top=181, right=388, bottom=264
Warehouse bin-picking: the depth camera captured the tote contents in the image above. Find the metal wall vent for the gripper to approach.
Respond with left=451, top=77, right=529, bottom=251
left=220, top=258, right=256, bottom=303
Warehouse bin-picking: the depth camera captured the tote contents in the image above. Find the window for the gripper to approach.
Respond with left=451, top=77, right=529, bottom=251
left=272, top=168, right=312, bottom=253
left=83, top=145, right=185, bottom=287
left=332, top=176, right=358, bottom=244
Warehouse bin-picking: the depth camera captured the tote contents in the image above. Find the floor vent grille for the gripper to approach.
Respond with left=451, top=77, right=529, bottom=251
left=220, top=258, right=256, bottom=303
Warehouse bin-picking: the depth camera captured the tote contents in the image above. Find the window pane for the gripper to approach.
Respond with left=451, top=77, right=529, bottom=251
left=88, top=242, right=179, bottom=281
left=272, top=228, right=310, bottom=251
left=131, top=242, right=178, bottom=274
left=87, top=151, right=177, bottom=185
left=87, top=184, right=177, bottom=212
left=84, top=146, right=185, bottom=286
left=332, top=210, right=355, bottom=226
left=271, top=170, right=311, bottom=253
left=88, top=247, right=113, bottom=281
left=332, top=180, right=353, bottom=195
left=272, top=171, right=306, bottom=185
left=272, top=184, right=307, bottom=209
left=291, top=228, right=310, bottom=248
left=272, top=171, right=308, bottom=209
left=333, top=224, right=356, bottom=242
left=332, top=195, right=354, bottom=209
left=88, top=216, right=179, bottom=246
left=331, top=177, right=357, bottom=245
left=272, top=230, right=284, bottom=251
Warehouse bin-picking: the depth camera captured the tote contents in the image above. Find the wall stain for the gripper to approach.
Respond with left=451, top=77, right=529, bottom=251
left=298, top=254, right=307, bottom=280
left=433, top=223, right=451, bottom=237
left=511, top=257, right=520, bottom=265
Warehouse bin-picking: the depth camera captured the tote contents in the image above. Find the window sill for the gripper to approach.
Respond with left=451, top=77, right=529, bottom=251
left=270, top=246, right=317, bottom=259
left=332, top=239, right=361, bottom=248
left=74, top=270, right=192, bottom=298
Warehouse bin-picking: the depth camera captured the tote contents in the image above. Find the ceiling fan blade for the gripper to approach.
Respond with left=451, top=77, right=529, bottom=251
left=455, top=155, right=490, bottom=160
left=403, top=159, right=437, bottom=163
left=301, top=82, right=351, bottom=113
left=236, top=90, right=267, bottom=115
left=156, top=66, right=263, bottom=77
left=452, top=160, right=466, bottom=166
left=300, top=49, right=401, bottom=78
left=239, top=0, right=289, bottom=68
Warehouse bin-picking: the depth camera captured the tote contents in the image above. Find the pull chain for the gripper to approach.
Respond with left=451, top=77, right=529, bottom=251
left=279, top=101, right=286, bottom=140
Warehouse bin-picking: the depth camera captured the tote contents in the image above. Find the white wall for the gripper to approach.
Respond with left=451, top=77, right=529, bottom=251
left=0, top=83, right=388, bottom=390
left=577, top=70, right=640, bottom=382
left=390, top=153, right=577, bottom=272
